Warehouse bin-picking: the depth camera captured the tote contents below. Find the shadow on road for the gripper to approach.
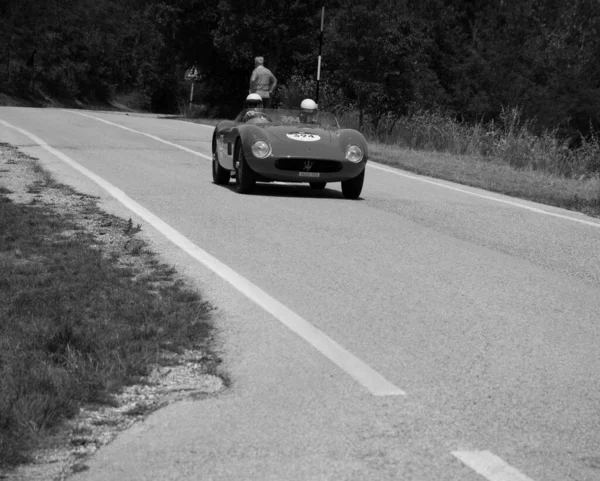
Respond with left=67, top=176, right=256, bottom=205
left=214, top=181, right=364, bottom=201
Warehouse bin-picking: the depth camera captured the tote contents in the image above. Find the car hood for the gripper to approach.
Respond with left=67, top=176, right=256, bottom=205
left=263, top=125, right=334, bottom=144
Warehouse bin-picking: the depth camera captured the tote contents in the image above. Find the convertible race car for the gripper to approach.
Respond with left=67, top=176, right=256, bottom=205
left=211, top=103, right=368, bottom=199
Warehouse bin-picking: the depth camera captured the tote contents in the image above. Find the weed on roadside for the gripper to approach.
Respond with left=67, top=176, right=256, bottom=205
left=123, top=217, right=142, bottom=236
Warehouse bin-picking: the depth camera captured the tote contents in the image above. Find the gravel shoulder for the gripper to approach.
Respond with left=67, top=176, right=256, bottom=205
left=0, top=144, right=226, bottom=481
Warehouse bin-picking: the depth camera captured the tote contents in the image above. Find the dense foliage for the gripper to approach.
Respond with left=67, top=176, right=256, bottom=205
left=1, top=0, right=600, bottom=137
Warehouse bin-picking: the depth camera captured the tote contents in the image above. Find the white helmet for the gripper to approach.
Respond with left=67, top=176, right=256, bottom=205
left=244, top=93, right=263, bottom=109
left=300, top=98, right=318, bottom=111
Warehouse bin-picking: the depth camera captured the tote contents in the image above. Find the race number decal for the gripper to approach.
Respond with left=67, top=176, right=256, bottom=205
left=286, top=132, right=321, bottom=142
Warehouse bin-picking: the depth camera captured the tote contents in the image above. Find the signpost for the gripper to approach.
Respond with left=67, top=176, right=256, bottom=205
left=184, top=66, right=200, bottom=109
left=315, top=6, right=325, bottom=106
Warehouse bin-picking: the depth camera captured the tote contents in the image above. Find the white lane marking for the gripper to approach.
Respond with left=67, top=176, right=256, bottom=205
left=452, top=451, right=536, bottom=481
left=66, top=110, right=213, bottom=161
left=0, top=118, right=405, bottom=397
left=368, top=162, right=600, bottom=228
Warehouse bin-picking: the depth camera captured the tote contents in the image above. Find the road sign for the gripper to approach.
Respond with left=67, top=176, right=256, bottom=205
left=185, top=66, right=199, bottom=81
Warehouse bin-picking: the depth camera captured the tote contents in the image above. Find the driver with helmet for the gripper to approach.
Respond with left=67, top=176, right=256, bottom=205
left=244, top=93, right=263, bottom=110
left=243, top=93, right=271, bottom=123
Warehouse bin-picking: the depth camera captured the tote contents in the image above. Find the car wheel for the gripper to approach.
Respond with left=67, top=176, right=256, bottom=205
left=212, top=135, right=230, bottom=185
left=309, top=182, right=327, bottom=190
left=341, top=169, right=365, bottom=199
left=234, top=142, right=256, bottom=194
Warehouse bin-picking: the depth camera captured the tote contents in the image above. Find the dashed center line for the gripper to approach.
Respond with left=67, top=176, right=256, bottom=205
left=453, top=451, right=536, bottom=481
left=0, top=114, right=556, bottom=480
left=66, top=113, right=550, bottom=481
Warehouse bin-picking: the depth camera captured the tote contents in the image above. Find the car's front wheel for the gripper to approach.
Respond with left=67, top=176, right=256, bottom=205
left=310, top=182, right=327, bottom=190
left=212, top=136, right=230, bottom=185
left=234, top=142, right=256, bottom=194
left=341, top=169, right=365, bottom=199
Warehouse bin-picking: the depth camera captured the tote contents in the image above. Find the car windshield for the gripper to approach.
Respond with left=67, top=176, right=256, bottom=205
left=234, top=108, right=340, bottom=129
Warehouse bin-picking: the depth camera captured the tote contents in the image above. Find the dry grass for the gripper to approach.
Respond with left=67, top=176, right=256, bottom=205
left=369, top=143, right=600, bottom=218
left=329, top=106, right=600, bottom=218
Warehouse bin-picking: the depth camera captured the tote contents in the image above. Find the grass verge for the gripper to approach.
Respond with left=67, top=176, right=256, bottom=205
left=0, top=149, right=216, bottom=468
left=369, top=144, right=600, bottom=218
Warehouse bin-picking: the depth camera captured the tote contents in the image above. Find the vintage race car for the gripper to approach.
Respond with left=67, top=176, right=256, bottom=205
left=211, top=107, right=368, bottom=199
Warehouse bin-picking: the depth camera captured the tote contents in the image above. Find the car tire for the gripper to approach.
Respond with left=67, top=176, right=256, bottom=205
left=309, top=182, right=327, bottom=190
left=341, top=169, right=365, bottom=199
left=212, top=135, right=230, bottom=185
left=234, top=142, right=256, bottom=194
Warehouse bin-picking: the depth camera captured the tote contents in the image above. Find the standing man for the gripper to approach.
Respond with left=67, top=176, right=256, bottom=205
left=249, top=56, right=277, bottom=108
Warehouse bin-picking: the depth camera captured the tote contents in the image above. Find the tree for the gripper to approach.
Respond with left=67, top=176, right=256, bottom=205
left=206, top=0, right=324, bottom=112
left=323, top=0, right=444, bottom=129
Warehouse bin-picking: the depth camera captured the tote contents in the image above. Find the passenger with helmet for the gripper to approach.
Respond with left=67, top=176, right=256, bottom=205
left=299, top=98, right=319, bottom=124
left=242, top=93, right=271, bottom=123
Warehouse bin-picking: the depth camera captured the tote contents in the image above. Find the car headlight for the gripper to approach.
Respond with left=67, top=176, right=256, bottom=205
left=251, top=140, right=272, bottom=158
left=345, top=145, right=364, bottom=163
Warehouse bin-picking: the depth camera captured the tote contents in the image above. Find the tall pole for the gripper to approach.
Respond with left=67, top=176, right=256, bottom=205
left=7, top=45, right=11, bottom=83
left=31, top=50, right=35, bottom=92
left=27, top=49, right=37, bottom=92
left=315, top=5, right=324, bottom=106
left=189, top=80, right=195, bottom=109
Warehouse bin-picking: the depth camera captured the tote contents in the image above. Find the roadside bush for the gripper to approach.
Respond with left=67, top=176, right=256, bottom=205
left=280, top=74, right=348, bottom=111
left=8, top=67, right=34, bottom=98
left=575, top=128, right=600, bottom=175
left=43, top=62, right=85, bottom=99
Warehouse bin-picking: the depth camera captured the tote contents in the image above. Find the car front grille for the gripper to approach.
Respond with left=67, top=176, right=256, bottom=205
left=274, top=158, right=343, bottom=173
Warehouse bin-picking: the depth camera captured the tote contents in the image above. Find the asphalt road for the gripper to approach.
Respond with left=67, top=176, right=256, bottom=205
left=1, top=107, right=599, bottom=481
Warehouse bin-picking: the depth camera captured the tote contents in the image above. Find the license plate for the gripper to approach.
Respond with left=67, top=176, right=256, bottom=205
left=299, top=172, right=320, bottom=177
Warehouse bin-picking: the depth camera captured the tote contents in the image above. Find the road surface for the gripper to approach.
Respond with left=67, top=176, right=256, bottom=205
left=1, top=107, right=599, bottom=481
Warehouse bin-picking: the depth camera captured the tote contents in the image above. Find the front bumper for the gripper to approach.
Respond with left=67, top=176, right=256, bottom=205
left=246, top=155, right=367, bottom=182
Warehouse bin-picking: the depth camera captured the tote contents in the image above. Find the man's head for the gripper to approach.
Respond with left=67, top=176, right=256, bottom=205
left=255, top=56, right=264, bottom=67
left=244, top=93, right=263, bottom=109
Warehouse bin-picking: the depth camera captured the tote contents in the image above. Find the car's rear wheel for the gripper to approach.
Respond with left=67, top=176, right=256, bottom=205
left=341, top=169, right=365, bottom=199
left=234, top=142, right=256, bottom=194
left=309, top=182, right=327, bottom=190
left=212, top=135, right=230, bottom=185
